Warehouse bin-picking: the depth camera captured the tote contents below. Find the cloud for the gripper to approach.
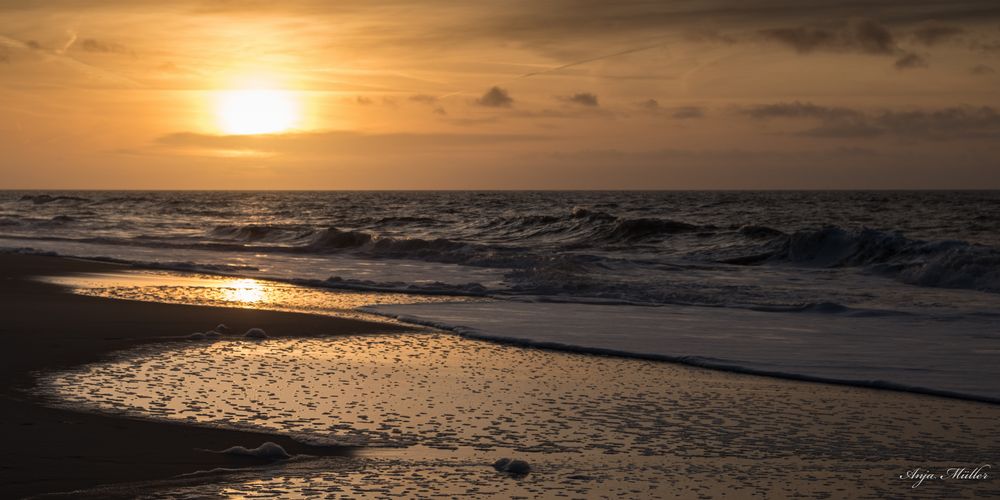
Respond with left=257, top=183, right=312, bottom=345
left=409, top=94, right=438, bottom=104
left=78, top=38, right=128, bottom=54
left=154, top=130, right=547, bottom=157
left=759, top=27, right=838, bottom=54
left=894, top=52, right=928, bottom=70
left=641, top=101, right=706, bottom=119
left=854, top=19, right=896, bottom=53
left=672, top=106, right=705, bottom=119
left=911, top=23, right=965, bottom=45
left=405, top=94, right=447, bottom=115
left=741, top=101, right=862, bottom=120
left=759, top=19, right=896, bottom=55
left=348, top=95, right=399, bottom=107
left=874, top=107, right=1000, bottom=139
left=970, top=64, right=995, bottom=75
left=562, top=92, right=599, bottom=107
left=476, top=86, right=513, bottom=108
left=157, top=61, right=180, bottom=72
left=530, top=145, right=998, bottom=189
left=743, top=101, right=1000, bottom=140
left=545, top=146, right=878, bottom=164
left=463, top=1, right=1000, bottom=53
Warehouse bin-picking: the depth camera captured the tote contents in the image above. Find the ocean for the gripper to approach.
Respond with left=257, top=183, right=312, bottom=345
left=3, top=190, right=999, bottom=401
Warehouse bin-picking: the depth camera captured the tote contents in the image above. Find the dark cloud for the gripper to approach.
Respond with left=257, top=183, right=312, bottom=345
left=854, top=19, right=896, bottom=54
left=759, top=27, right=838, bottom=54
left=25, top=40, right=43, bottom=50
left=911, top=22, right=965, bottom=45
left=741, top=101, right=862, bottom=120
left=970, top=64, right=995, bottom=75
left=476, top=86, right=513, bottom=108
left=800, top=121, right=885, bottom=138
left=468, top=1, right=1000, bottom=51
left=744, top=102, right=1000, bottom=140
left=759, top=19, right=896, bottom=55
left=355, top=96, right=374, bottom=105
left=639, top=100, right=705, bottom=119
left=894, top=52, right=928, bottom=70
left=0, top=47, right=9, bottom=63
left=563, top=92, right=599, bottom=107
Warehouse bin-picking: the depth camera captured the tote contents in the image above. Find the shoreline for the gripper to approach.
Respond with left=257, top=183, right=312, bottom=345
left=0, top=254, right=414, bottom=498
left=13, top=250, right=998, bottom=407
left=2, top=253, right=998, bottom=497
left=369, top=308, right=1000, bottom=406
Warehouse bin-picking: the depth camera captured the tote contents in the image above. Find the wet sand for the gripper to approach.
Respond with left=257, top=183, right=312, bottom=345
left=43, top=333, right=1000, bottom=499
left=0, top=254, right=413, bottom=498
left=2, top=253, right=998, bottom=498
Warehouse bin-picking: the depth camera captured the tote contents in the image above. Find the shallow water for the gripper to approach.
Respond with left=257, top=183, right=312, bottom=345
left=5, top=191, right=1000, bottom=401
left=41, top=269, right=1000, bottom=401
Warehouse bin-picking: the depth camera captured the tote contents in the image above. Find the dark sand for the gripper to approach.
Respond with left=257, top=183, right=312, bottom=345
left=0, top=254, right=413, bottom=498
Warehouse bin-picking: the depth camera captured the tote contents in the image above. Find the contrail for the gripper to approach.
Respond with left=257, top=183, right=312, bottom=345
left=0, top=34, right=142, bottom=88
left=437, top=36, right=671, bottom=99
left=59, top=30, right=78, bottom=54
left=519, top=41, right=669, bottom=79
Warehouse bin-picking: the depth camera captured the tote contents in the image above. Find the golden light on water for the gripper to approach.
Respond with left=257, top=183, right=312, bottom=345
left=222, top=278, right=266, bottom=303
left=214, top=89, right=299, bottom=135
left=38, top=271, right=472, bottom=318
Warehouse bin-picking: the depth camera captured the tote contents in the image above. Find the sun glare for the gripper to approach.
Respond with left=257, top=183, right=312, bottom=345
left=215, top=89, right=299, bottom=135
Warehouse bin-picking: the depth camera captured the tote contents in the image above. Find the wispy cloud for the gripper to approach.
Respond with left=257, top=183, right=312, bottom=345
left=153, top=129, right=549, bottom=157
left=742, top=102, right=1000, bottom=140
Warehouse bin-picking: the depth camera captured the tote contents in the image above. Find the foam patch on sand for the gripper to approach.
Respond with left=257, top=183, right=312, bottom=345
left=218, top=442, right=290, bottom=459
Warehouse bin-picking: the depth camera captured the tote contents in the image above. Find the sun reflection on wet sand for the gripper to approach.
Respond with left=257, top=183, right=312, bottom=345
left=38, top=271, right=477, bottom=322
left=222, top=278, right=266, bottom=304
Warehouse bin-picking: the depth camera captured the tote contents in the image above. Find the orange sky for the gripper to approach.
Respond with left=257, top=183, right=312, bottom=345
left=1, top=1, right=999, bottom=189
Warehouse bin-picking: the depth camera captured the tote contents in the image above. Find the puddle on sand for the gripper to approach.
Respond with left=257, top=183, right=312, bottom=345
left=39, top=333, right=1000, bottom=499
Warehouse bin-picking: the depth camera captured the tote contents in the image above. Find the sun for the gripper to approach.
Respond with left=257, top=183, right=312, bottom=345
left=215, top=89, right=299, bottom=135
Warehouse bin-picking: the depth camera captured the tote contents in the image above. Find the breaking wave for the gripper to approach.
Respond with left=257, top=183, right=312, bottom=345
left=754, top=226, right=1000, bottom=292
left=3, top=191, right=1000, bottom=303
